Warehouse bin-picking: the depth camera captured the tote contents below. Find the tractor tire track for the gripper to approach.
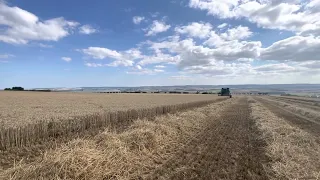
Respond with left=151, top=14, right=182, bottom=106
left=145, top=97, right=270, bottom=180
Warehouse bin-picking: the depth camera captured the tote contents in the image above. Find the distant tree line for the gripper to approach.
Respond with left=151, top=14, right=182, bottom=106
left=4, top=87, right=24, bottom=91
left=197, top=91, right=216, bottom=94
left=97, top=91, right=216, bottom=94
left=4, top=87, right=51, bottom=92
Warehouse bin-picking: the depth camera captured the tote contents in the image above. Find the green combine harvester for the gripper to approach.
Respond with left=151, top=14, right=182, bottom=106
left=218, top=88, right=232, bottom=98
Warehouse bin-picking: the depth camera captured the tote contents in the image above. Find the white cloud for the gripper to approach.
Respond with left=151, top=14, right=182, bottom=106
left=149, top=36, right=199, bottom=55
left=0, top=54, right=14, bottom=58
left=155, top=65, right=166, bottom=68
left=145, top=20, right=171, bottom=36
left=79, top=25, right=97, bottom=34
left=204, top=26, right=253, bottom=47
left=62, top=57, right=72, bottom=62
left=235, top=1, right=308, bottom=32
left=182, top=62, right=256, bottom=77
left=107, top=60, right=133, bottom=67
left=138, top=52, right=181, bottom=66
left=180, top=61, right=312, bottom=78
left=81, top=23, right=254, bottom=76
left=126, top=63, right=166, bottom=75
left=298, top=61, right=320, bottom=69
left=133, top=16, right=145, bottom=24
left=85, top=62, right=103, bottom=67
left=126, top=70, right=150, bottom=75
left=0, top=2, right=79, bottom=44
left=135, top=65, right=143, bottom=70
left=189, top=0, right=240, bottom=18
left=210, top=41, right=262, bottom=61
left=300, top=27, right=320, bottom=37
left=79, top=32, right=320, bottom=80
left=146, top=35, right=261, bottom=68
left=305, top=0, right=320, bottom=12
left=188, top=0, right=320, bottom=35
left=175, top=22, right=213, bottom=39
left=171, top=33, right=320, bottom=77
left=221, top=26, right=252, bottom=41
left=83, top=47, right=122, bottom=60
left=126, top=66, right=165, bottom=75
left=154, top=69, right=164, bottom=72
left=167, top=72, right=320, bottom=85
left=203, top=31, right=225, bottom=47
left=82, top=47, right=142, bottom=67
left=260, top=36, right=320, bottom=61
left=0, top=54, right=12, bottom=63
left=253, top=63, right=297, bottom=73
left=83, top=40, right=181, bottom=68
left=150, top=12, right=160, bottom=18
left=77, top=4, right=320, bottom=81
left=237, top=58, right=254, bottom=63
left=124, top=49, right=142, bottom=59
left=217, top=23, right=228, bottom=29
left=38, top=43, right=53, bottom=48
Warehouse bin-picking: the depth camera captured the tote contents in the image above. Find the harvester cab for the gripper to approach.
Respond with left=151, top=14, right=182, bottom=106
left=218, top=88, right=232, bottom=98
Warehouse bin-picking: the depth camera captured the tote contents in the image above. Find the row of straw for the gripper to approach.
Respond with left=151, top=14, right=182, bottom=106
left=0, top=99, right=223, bottom=150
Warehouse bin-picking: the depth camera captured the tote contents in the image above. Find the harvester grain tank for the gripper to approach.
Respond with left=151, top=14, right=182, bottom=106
left=218, top=88, right=232, bottom=98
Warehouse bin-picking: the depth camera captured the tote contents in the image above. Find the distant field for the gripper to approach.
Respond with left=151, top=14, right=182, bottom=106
left=0, top=91, right=221, bottom=127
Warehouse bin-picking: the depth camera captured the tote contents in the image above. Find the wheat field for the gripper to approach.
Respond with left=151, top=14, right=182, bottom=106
left=1, top=92, right=320, bottom=179
left=0, top=91, right=224, bottom=151
left=0, top=91, right=222, bottom=128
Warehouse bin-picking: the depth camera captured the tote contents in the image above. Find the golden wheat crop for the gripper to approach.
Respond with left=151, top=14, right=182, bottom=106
left=0, top=91, right=224, bottom=150
left=0, top=91, right=221, bottom=127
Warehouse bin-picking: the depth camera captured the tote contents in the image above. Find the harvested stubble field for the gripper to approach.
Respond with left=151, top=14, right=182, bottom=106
left=1, top=92, right=320, bottom=179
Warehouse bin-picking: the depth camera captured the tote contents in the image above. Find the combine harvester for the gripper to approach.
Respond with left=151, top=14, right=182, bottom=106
left=218, top=88, right=232, bottom=98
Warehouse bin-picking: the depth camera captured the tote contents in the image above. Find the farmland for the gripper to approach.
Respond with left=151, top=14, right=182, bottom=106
left=0, top=91, right=223, bottom=128
left=0, top=92, right=320, bottom=179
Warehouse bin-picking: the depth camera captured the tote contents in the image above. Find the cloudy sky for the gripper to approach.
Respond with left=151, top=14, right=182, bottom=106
left=1, top=0, right=320, bottom=88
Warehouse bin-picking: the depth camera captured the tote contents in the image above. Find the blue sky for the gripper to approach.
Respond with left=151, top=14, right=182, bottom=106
left=1, top=0, right=320, bottom=88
